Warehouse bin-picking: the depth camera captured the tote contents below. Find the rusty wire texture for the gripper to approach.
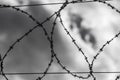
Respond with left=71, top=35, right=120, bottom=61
left=0, top=0, right=120, bottom=80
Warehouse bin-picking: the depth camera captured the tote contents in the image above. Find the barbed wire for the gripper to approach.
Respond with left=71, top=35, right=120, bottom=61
left=0, top=0, right=120, bottom=80
left=0, top=0, right=112, bottom=8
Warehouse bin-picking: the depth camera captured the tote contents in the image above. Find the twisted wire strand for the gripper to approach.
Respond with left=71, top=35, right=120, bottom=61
left=1, top=0, right=120, bottom=80
left=59, top=13, right=91, bottom=72
left=1, top=71, right=120, bottom=75
left=36, top=10, right=59, bottom=80
left=0, top=0, right=112, bottom=8
left=0, top=0, right=90, bottom=80
left=90, top=1, right=120, bottom=79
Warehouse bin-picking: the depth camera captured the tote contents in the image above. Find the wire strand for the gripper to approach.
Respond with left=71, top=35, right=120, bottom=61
left=0, top=0, right=112, bottom=8
left=1, top=72, right=120, bottom=75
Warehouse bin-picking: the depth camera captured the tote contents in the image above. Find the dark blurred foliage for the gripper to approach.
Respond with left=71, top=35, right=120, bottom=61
left=69, top=13, right=96, bottom=48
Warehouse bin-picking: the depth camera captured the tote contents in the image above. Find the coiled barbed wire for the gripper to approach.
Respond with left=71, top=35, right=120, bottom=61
left=0, top=0, right=120, bottom=80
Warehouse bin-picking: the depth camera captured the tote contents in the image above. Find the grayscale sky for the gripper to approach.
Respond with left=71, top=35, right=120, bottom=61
left=0, top=0, right=120, bottom=80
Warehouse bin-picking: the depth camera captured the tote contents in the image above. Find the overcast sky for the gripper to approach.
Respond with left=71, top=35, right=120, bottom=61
left=0, top=0, right=120, bottom=80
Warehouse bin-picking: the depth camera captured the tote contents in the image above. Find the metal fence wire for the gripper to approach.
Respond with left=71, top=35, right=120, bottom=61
left=0, top=0, right=120, bottom=80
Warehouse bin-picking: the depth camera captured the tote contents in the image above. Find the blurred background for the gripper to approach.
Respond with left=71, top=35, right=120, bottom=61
left=0, top=0, right=120, bottom=80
